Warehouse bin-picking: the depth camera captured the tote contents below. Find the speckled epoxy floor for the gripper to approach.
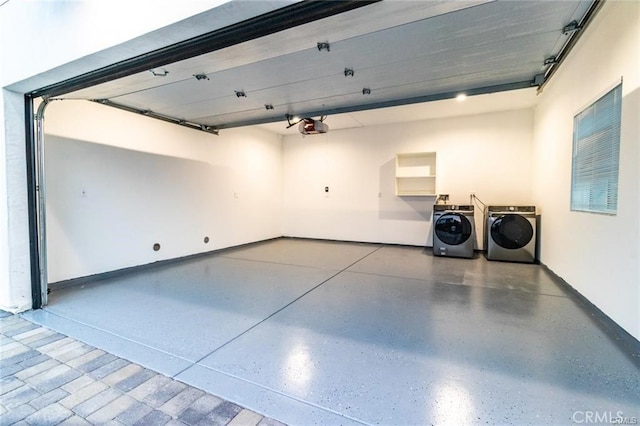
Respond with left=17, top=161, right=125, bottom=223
left=24, top=239, right=640, bottom=425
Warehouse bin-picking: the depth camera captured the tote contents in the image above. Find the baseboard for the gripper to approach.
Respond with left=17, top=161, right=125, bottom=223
left=280, top=235, right=421, bottom=248
left=50, top=236, right=424, bottom=291
left=541, top=263, right=640, bottom=367
left=48, top=236, right=281, bottom=291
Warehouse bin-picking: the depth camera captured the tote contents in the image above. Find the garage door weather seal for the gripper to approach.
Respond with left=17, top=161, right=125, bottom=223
left=30, top=97, right=62, bottom=308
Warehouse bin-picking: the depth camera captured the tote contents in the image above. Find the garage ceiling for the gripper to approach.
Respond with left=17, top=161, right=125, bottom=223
left=58, top=0, right=594, bottom=134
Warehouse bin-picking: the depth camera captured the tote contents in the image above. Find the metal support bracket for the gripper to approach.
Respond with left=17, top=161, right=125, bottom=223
left=562, top=20, right=582, bottom=35
left=317, top=41, right=330, bottom=52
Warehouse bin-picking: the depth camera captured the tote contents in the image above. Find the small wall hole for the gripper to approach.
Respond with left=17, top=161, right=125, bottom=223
left=204, top=236, right=210, bottom=244
left=153, top=243, right=161, bottom=251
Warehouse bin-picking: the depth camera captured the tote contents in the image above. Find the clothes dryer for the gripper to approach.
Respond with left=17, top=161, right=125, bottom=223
left=433, top=205, right=475, bottom=258
left=486, top=206, right=537, bottom=263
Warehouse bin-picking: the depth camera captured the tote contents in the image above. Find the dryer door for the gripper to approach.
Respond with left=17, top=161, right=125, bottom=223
left=435, top=213, right=472, bottom=245
left=490, top=214, right=533, bottom=249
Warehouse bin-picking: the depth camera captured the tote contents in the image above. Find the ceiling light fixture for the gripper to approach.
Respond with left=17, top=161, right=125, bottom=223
left=265, top=104, right=274, bottom=110
left=456, top=94, right=467, bottom=101
left=193, top=73, right=209, bottom=81
left=344, top=68, right=355, bottom=77
left=235, top=90, right=247, bottom=98
left=362, top=88, right=371, bottom=95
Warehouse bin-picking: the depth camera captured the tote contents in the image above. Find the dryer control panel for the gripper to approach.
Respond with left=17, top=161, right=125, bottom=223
left=487, top=206, right=535, bottom=213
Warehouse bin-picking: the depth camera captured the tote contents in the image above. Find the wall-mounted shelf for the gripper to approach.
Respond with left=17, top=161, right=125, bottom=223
left=395, top=152, right=436, bottom=196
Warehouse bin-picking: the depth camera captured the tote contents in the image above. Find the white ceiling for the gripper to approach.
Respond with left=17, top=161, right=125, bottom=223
left=258, top=87, right=539, bottom=135
left=58, top=0, right=592, bottom=135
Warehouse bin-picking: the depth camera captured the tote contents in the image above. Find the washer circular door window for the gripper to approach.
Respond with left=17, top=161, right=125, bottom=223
left=490, top=214, right=533, bottom=249
left=435, top=213, right=472, bottom=245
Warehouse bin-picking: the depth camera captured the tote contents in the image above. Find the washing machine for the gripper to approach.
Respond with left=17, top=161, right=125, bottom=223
left=433, top=205, right=475, bottom=258
left=485, top=206, right=537, bottom=263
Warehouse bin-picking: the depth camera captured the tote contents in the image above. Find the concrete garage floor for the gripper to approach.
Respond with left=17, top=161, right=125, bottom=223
left=23, top=239, right=640, bottom=425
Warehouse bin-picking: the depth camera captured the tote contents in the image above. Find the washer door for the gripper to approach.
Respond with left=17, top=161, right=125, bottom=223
left=490, top=214, right=533, bottom=249
left=435, top=213, right=472, bottom=245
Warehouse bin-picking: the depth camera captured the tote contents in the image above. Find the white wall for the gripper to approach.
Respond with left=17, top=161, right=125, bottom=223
left=45, top=101, right=536, bottom=281
left=282, top=109, right=534, bottom=247
left=44, top=100, right=282, bottom=283
left=532, top=1, right=640, bottom=339
left=0, top=89, right=33, bottom=312
left=0, top=0, right=292, bottom=311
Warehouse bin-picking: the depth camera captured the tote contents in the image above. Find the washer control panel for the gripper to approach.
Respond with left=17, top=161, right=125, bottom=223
left=434, top=204, right=474, bottom=211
